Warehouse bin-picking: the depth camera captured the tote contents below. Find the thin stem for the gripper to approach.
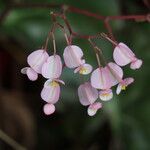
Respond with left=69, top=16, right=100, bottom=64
left=51, top=32, right=56, bottom=54
left=100, top=33, right=118, bottom=46
left=0, top=129, right=26, bottom=150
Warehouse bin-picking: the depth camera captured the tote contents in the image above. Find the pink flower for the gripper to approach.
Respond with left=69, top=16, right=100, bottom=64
left=21, top=49, right=49, bottom=81
left=116, top=77, right=134, bottom=95
left=43, top=103, right=55, bottom=115
left=63, top=45, right=92, bottom=75
left=91, top=62, right=123, bottom=90
left=42, top=55, right=62, bottom=79
left=41, top=79, right=65, bottom=104
left=113, top=43, right=142, bottom=70
left=78, top=82, right=98, bottom=106
left=91, top=62, right=123, bottom=101
left=87, top=102, right=102, bottom=116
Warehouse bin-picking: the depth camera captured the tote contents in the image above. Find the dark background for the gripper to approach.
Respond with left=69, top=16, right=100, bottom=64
left=0, top=0, right=150, bottom=150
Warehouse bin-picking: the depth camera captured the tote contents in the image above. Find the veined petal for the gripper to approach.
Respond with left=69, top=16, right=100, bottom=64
left=99, top=89, right=113, bottom=101
left=41, top=83, right=60, bottom=104
left=27, top=49, right=49, bottom=73
left=79, top=64, right=93, bottom=75
left=130, top=59, right=143, bottom=70
left=91, top=67, right=113, bottom=89
left=107, top=62, right=123, bottom=86
left=63, top=45, right=84, bottom=68
left=78, top=82, right=98, bottom=106
left=42, top=55, right=62, bottom=79
left=87, top=102, right=102, bottom=116
left=26, top=67, right=38, bottom=81
left=113, top=43, right=135, bottom=66
left=43, top=104, right=55, bottom=115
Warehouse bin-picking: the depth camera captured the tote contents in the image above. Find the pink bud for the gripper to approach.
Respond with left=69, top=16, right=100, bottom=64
left=78, top=82, right=98, bottom=106
left=43, top=104, right=55, bottom=115
left=42, top=55, right=62, bottom=79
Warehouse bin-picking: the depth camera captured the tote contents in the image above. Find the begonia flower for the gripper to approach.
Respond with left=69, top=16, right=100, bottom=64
left=91, top=62, right=123, bottom=100
left=113, top=43, right=142, bottom=70
left=116, top=77, right=134, bottom=95
left=63, top=45, right=92, bottom=75
left=21, top=49, right=49, bottom=81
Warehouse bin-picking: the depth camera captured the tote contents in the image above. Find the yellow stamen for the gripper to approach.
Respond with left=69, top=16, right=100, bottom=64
left=101, top=93, right=110, bottom=97
left=79, top=67, right=87, bottom=74
left=50, top=81, right=59, bottom=87
left=121, top=85, right=126, bottom=90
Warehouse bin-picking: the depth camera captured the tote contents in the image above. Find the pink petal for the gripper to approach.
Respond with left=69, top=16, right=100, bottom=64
left=99, top=89, right=113, bottom=101
left=54, top=79, right=65, bottom=85
left=43, top=104, right=55, bottom=115
left=27, top=49, right=49, bottom=73
left=26, top=67, right=38, bottom=81
left=42, top=55, right=62, bottom=79
left=74, top=67, right=81, bottom=73
left=107, top=62, right=123, bottom=86
left=113, top=43, right=135, bottom=66
left=116, top=83, right=122, bottom=95
left=41, top=83, right=60, bottom=104
left=78, top=82, right=98, bottom=106
left=130, top=59, right=143, bottom=70
left=124, top=77, right=134, bottom=86
left=87, top=102, right=102, bottom=116
left=91, top=67, right=113, bottom=89
left=63, top=45, right=84, bottom=68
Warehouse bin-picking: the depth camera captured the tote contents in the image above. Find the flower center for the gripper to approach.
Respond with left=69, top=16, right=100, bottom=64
left=101, top=93, right=110, bottom=97
left=50, top=81, right=59, bottom=87
left=121, top=85, right=126, bottom=90
left=79, top=67, right=87, bottom=74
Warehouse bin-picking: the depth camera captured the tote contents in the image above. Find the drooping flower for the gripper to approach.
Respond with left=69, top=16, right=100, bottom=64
left=21, top=49, right=49, bottom=81
left=63, top=45, right=92, bottom=75
left=113, top=43, right=142, bottom=70
left=42, top=55, right=62, bottom=79
left=78, top=82, right=102, bottom=116
left=116, top=77, right=134, bottom=95
left=91, top=62, right=123, bottom=100
left=78, top=82, right=98, bottom=106
left=87, top=102, right=102, bottom=116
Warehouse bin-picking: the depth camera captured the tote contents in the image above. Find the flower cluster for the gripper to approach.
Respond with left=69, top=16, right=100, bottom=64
left=21, top=36, right=142, bottom=116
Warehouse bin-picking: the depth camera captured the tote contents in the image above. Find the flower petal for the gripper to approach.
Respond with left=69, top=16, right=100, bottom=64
left=43, top=104, right=55, bottom=115
left=26, top=67, right=38, bottom=81
left=113, top=43, right=135, bottom=66
left=42, top=55, right=62, bottom=79
left=78, top=82, right=98, bottom=106
left=124, top=77, right=134, bottom=86
left=63, top=45, right=84, bottom=68
left=41, top=83, right=60, bottom=104
left=116, top=83, right=122, bottom=95
left=107, top=62, right=123, bottom=86
left=91, top=67, right=113, bottom=89
left=87, top=102, right=102, bottom=116
left=27, top=49, right=49, bottom=73
left=99, top=89, right=113, bottom=101
left=130, top=59, right=143, bottom=70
